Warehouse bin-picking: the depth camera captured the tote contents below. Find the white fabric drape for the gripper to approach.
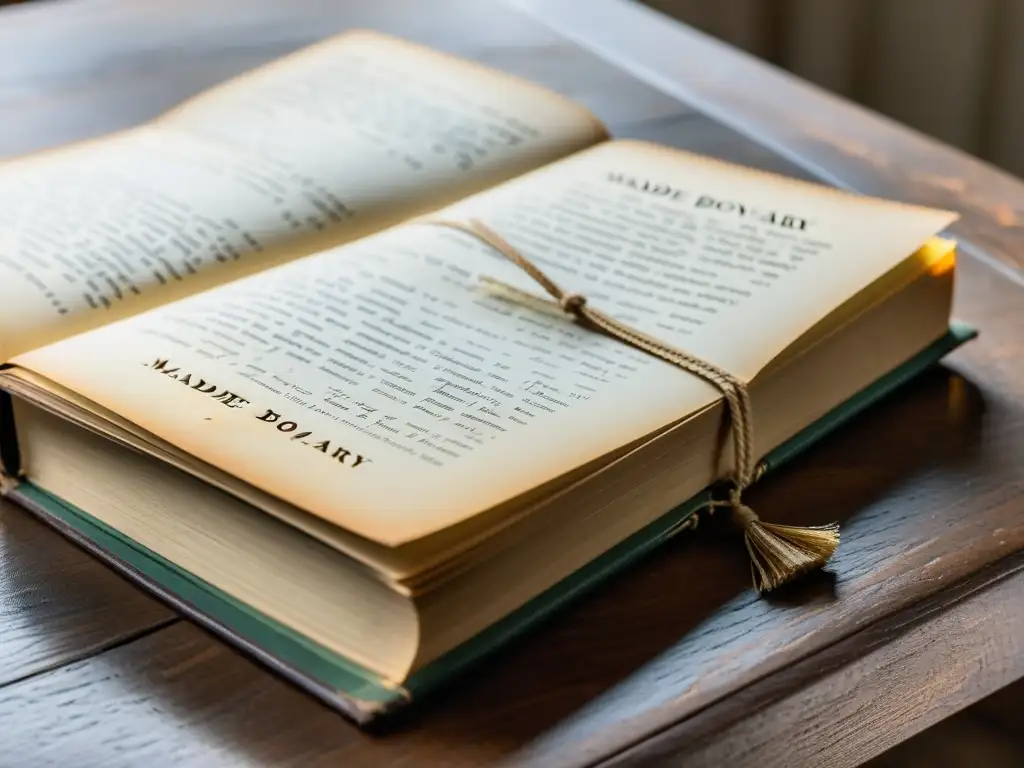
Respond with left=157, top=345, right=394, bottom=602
left=645, top=0, right=1024, bottom=178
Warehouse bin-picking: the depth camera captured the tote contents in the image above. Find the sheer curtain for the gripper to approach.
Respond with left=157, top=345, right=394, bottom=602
left=645, top=0, right=1024, bottom=179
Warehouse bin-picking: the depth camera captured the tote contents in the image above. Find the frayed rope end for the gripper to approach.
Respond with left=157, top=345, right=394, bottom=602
left=738, top=511, right=840, bottom=594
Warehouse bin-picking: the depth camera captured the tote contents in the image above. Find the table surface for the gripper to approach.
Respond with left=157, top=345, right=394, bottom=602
left=2, top=1, right=1024, bottom=766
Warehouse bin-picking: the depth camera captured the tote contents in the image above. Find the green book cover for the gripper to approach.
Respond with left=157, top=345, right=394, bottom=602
left=4, top=322, right=976, bottom=724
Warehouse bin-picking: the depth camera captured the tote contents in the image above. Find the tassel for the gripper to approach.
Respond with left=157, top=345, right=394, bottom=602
left=732, top=504, right=840, bottom=593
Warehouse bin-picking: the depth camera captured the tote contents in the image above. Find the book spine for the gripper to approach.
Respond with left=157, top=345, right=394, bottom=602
left=0, top=389, right=23, bottom=487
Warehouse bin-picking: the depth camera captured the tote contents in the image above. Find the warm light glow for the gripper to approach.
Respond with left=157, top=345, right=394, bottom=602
left=918, top=236, right=957, bottom=277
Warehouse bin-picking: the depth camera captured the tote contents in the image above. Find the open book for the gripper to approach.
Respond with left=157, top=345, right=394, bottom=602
left=0, top=31, right=971, bottom=722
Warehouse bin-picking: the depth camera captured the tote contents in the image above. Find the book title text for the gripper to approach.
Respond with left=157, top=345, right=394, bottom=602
left=144, top=358, right=371, bottom=469
left=606, top=171, right=811, bottom=231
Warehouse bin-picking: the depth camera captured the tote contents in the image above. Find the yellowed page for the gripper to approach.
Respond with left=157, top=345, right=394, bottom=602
left=0, top=31, right=605, bottom=361
left=15, top=140, right=956, bottom=545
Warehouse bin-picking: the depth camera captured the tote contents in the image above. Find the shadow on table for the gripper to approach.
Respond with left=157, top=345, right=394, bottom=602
left=375, top=364, right=989, bottom=743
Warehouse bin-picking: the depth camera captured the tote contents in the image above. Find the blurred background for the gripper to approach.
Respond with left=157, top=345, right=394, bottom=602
left=645, top=0, right=1024, bottom=179
left=2, top=0, right=1020, bottom=178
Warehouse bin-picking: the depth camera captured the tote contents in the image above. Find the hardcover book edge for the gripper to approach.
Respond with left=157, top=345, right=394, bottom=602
left=0, top=322, right=977, bottom=723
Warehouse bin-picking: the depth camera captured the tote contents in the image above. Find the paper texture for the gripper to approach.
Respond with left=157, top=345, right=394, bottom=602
left=0, top=31, right=604, bottom=361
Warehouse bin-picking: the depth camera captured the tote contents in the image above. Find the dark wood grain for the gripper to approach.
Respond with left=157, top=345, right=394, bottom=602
left=619, top=560, right=1024, bottom=767
left=0, top=500, right=176, bottom=686
left=0, top=621, right=362, bottom=768
left=1, top=1, right=1023, bottom=767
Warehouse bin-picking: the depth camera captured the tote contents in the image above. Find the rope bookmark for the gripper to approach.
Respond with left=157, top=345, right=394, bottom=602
left=422, top=216, right=839, bottom=593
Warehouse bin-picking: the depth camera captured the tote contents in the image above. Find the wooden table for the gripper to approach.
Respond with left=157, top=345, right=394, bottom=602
left=2, top=1, right=1023, bottom=765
